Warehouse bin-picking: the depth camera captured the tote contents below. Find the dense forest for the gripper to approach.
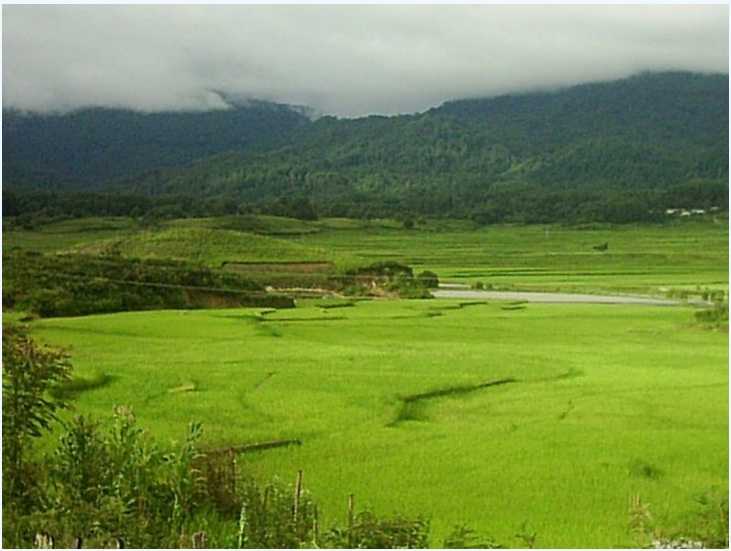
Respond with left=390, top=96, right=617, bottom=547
left=4, top=72, right=728, bottom=224
left=2, top=99, right=311, bottom=188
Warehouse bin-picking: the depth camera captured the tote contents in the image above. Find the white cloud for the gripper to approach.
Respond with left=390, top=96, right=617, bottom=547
left=3, top=4, right=728, bottom=116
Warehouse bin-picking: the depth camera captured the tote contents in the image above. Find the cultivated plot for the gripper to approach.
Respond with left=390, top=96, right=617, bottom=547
left=30, top=299, right=728, bottom=547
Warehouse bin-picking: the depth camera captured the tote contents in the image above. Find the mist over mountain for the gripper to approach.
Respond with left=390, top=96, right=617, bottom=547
left=4, top=5, right=728, bottom=116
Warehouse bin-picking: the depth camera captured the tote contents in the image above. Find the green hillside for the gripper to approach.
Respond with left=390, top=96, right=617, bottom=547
left=2, top=99, right=310, bottom=188
left=117, top=72, right=728, bottom=221
left=4, top=72, right=728, bottom=224
left=66, top=227, right=339, bottom=267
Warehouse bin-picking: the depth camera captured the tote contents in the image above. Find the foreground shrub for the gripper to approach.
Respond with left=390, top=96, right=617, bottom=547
left=2, top=324, right=72, bottom=510
left=630, top=490, right=729, bottom=549
left=235, top=475, right=318, bottom=548
left=41, top=410, right=205, bottom=548
left=321, top=510, right=430, bottom=548
left=3, top=404, right=449, bottom=548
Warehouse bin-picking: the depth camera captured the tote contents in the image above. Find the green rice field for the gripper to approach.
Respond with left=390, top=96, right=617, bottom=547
left=5, top=216, right=727, bottom=295
left=5, top=215, right=728, bottom=546
left=29, top=298, right=728, bottom=547
left=293, top=219, right=729, bottom=295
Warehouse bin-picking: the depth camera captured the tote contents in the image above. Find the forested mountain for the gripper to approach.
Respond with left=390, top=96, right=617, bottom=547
left=114, top=72, right=728, bottom=221
left=2, top=99, right=311, bottom=188
left=4, top=72, right=728, bottom=223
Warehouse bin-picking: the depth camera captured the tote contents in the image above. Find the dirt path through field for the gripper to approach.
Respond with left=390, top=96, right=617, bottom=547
left=433, top=287, right=703, bottom=306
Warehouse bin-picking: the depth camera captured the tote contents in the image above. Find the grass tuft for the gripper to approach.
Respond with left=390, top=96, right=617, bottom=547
left=628, top=459, right=664, bottom=480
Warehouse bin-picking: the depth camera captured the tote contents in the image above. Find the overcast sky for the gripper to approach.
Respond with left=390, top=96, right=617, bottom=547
left=3, top=4, right=729, bottom=117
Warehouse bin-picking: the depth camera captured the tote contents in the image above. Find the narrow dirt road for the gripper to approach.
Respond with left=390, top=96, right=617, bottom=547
left=433, top=288, right=702, bottom=306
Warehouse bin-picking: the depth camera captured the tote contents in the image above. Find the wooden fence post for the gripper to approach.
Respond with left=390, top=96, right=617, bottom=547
left=293, top=470, right=303, bottom=522
left=347, top=493, right=355, bottom=548
left=34, top=533, right=53, bottom=549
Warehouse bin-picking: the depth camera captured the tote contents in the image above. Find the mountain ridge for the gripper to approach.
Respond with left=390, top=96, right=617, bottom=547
left=2, top=99, right=311, bottom=188
left=4, top=71, right=728, bottom=223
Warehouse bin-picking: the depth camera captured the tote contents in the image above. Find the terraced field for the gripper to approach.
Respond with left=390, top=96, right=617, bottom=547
left=6, top=215, right=727, bottom=295
left=6, top=215, right=728, bottom=546
left=294, top=219, right=729, bottom=295
left=66, top=226, right=341, bottom=267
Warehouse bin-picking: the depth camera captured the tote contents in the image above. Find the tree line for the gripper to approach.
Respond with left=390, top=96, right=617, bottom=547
left=4, top=178, right=727, bottom=227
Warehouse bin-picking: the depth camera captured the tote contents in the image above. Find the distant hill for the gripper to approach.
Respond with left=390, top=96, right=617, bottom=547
left=4, top=72, right=728, bottom=223
left=116, top=72, right=728, bottom=219
left=2, top=99, right=310, bottom=188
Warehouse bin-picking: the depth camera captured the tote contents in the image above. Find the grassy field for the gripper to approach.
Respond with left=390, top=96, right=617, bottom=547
left=3, top=217, right=141, bottom=252
left=5, top=215, right=727, bottom=295
left=66, top=227, right=342, bottom=267
left=28, top=299, right=728, bottom=547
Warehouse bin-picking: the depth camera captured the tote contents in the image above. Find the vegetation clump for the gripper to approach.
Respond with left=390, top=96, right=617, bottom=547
left=629, top=491, right=728, bottom=549
left=3, top=324, right=72, bottom=510
left=339, top=261, right=434, bottom=298
left=417, top=270, right=440, bottom=289
left=3, top=250, right=292, bottom=317
left=694, top=301, right=729, bottom=329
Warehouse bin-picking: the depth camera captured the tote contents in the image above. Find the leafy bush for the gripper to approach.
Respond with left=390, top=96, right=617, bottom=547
left=321, top=510, right=430, bottom=548
left=236, top=475, right=318, bottom=548
left=631, top=490, right=729, bottom=549
left=3, top=250, right=291, bottom=317
left=338, top=261, right=434, bottom=298
left=694, top=302, right=728, bottom=328
left=2, top=324, right=72, bottom=510
left=417, top=270, right=439, bottom=289
left=19, top=409, right=205, bottom=548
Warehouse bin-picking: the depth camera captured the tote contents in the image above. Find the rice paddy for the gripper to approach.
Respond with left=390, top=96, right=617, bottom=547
left=6, top=215, right=728, bottom=547
left=28, top=299, right=728, bottom=547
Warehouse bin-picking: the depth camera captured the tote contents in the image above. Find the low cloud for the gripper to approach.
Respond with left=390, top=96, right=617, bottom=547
left=3, top=5, right=728, bottom=117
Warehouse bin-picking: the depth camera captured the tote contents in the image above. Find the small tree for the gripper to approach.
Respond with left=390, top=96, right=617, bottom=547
left=417, top=270, right=439, bottom=289
left=2, top=324, right=72, bottom=507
